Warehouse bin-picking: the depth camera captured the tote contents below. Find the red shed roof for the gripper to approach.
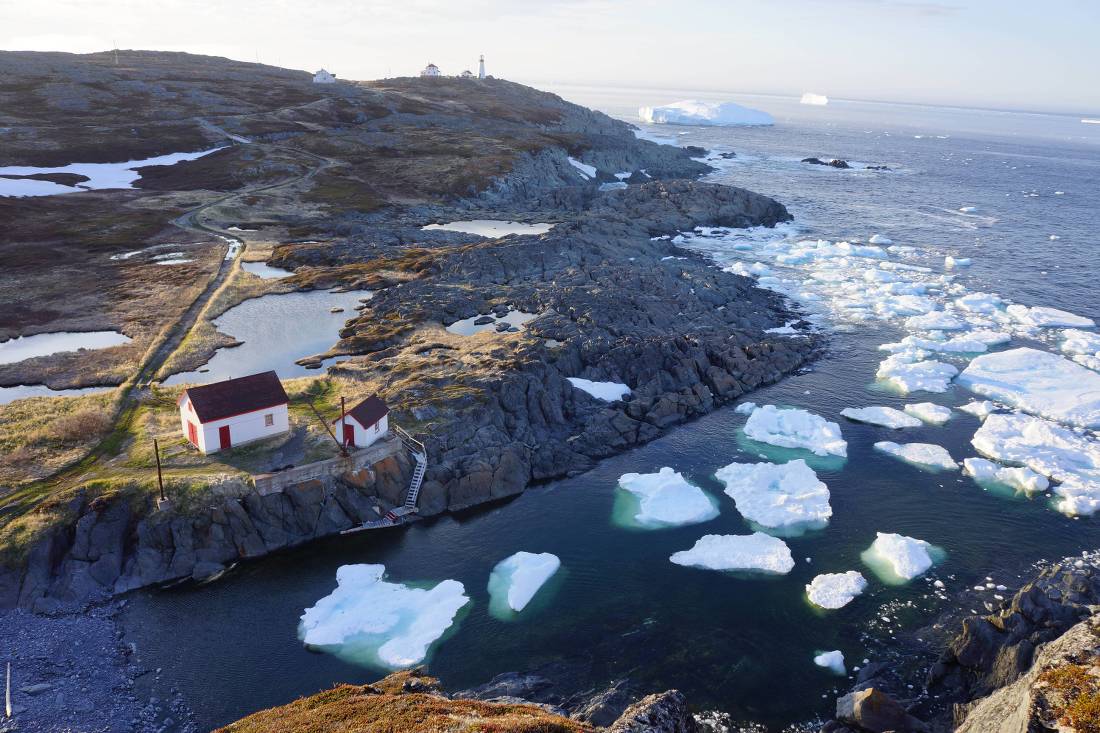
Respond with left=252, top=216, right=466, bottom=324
left=338, top=394, right=389, bottom=428
left=182, top=371, right=288, bottom=423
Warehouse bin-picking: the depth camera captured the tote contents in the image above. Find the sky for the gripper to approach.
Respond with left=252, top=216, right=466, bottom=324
left=2, top=0, right=1098, bottom=114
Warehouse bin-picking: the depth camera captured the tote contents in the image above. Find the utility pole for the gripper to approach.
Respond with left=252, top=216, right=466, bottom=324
left=340, top=396, right=348, bottom=451
left=153, top=438, right=165, bottom=502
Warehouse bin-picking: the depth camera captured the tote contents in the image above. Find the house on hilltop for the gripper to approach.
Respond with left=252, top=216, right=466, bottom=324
left=332, top=395, right=389, bottom=449
left=313, top=69, right=336, bottom=84
left=420, top=63, right=441, bottom=77
left=179, top=371, right=289, bottom=454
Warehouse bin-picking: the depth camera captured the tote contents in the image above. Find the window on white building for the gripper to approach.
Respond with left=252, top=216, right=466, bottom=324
left=374, top=421, right=380, bottom=433
left=264, top=413, right=274, bottom=427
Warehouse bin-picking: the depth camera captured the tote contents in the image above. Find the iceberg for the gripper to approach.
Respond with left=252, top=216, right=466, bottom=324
left=944, top=256, right=971, bottom=269
left=874, top=441, right=958, bottom=471
left=639, top=100, right=774, bottom=127
left=299, top=564, right=469, bottom=669
left=903, top=403, right=953, bottom=426
left=963, top=457, right=1049, bottom=494
left=800, top=92, right=829, bottom=106
left=861, top=532, right=939, bottom=583
left=876, top=354, right=958, bottom=394
left=840, top=406, right=922, bottom=429
left=743, top=405, right=848, bottom=457
left=957, top=348, right=1100, bottom=428
left=567, top=377, right=631, bottom=402
left=868, top=234, right=893, bottom=245
left=814, top=650, right=846, bottom=675
left=487, top=552, right=561, bottom=614
left=616, top=467, right=719, bottom=528
left=714, top=459, right=831, bottom=531
left=806, top=571, right=868, bottom=609
left=1006, top=305, right=1094, bottom=328
left=669, top=532, right=795, bottom=574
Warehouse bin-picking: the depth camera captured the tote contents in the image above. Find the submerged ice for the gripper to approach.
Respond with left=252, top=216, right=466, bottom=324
left=487, top=552, right=561, bottom=614
left=862, top=533, right=939, bottom=583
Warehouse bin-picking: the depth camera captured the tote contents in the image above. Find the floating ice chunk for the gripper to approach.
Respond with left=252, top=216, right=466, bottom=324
left=1061, top=329, right=1100, bottom=360
left=1006, top=305, right=1094, bottom=328
left=945, top=256, right=971, bottom=268
left=862, top=533, right=938, bottom=582
left=868, top=234, right=892, bottom=245
left=955, top=292, right=1004, bottom=314
left=806, top=571, right=868, bottom=609
left=879, top=334, right=996, bottom=355
left=876, top=354, right=958, bottom=394
left=488, top=552, right=561, bottom=613
left=724, top=261, right=771, bottom=277
left=567, top=377, right=631, bottom=402
left=840, top=406, right=922, bottom=429
left=874, top=441, right=958, bottom=471
left=669, top=532, right=795, bottom=574
left=905, top=312, right=968, bottom=331
left=904, top=403, right=953, bottom=425
left=814, top=650, right=846, bottom=675
left=567, top=157, right=597, bottom=180
left=972, top=413, right=1100, bottom=515
left=299, top=564, right=469, bottom=668
left=743, top=405, right=848, bottom=457
left=639, top=100, right=774, bottom=127
left=715, top=459, right=831, bottom=530
left=959, top=401, right=995, bottom=420
left=957, top=348, right=1100, bottom=428
left=800, top=92, right=829, bottom=106
left=735, top=401, right=758, bottom=415
left=963, top=457, right=1049, bottom=494
left=617, top=468, right=720, bottom=527
left=959, top=206, right=977, bottom=213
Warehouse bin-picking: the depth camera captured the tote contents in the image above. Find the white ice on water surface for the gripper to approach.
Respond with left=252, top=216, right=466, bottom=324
left=840, top=406, right=922, bottom=429
left=567, top=377, right=631, bottom=402
left=876, top=354, right=958, bottom=394
left=735, top=402, right=757, bottom=415
left=806, top=571, right=868, bottom=609
left=299, top=564, right=469, bottom=668
left=959, top=401, right=996, bottom=420
left=743, top=405, right=847, bottom=457
left=488, top=552, right=561, bottom=613
left=639, top=100, right=774, bottom=127
left=957, top=348, right=1100, bottom=428
left=905, top=312, right=968, bottom=331
left=800, top=93, right=829, bottom=106
left=1006, top=305, right=1094, bottom=328
left=814, top=650, right=846, bottom=675
left=874, top=441, right=958, bottom=471
left=669, top=532, right=795, bottom=574
left=714, top=459, right=831, bottom=530
left=617, top=468, right=719, bottom=527
left=963, top=457, right=1049, bottom=494
left=863, top=533, right=937, bottom=581
left=903, top=403, right=953, bottom=425
left=868, top=234, right=892, bottom=245
left=1061, top=329, right=1100, bottom=371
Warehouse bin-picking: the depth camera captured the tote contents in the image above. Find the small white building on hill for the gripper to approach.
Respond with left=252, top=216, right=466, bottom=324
left=332, top=395, right=390, bottom=449
left=179, top=371, right=290, bottom=454
left=313, top=69, right=337, bottom=84
left=420, top=63, right=441, bottom=77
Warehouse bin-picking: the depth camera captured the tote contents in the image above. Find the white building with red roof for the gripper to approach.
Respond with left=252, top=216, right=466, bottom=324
left=332, top=395, right=389, bottom=449
left=178, top=371, right=290, bottom=454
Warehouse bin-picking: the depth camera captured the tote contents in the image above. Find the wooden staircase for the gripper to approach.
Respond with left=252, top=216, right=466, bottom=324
left=394, top=427, right=427, bottom=512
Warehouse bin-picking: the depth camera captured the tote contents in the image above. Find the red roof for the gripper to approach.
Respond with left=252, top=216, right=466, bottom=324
left=338, top=394, right=389, bottom=428
left=182, top=371, right=288, bottom=423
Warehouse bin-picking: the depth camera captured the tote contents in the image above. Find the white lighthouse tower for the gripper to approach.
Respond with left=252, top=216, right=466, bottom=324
left=478, top=54, right=486, bottom=79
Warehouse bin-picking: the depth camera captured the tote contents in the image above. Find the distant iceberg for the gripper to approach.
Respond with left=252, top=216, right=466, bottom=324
left=638, top=100, right=774, bottom=127
left=800, top=92, right=829, bottom=106
left=1082, top=119, right=1100, bottom=125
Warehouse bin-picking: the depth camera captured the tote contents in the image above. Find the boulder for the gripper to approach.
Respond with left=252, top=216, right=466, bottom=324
left=835, top=688, right=928, bottom=732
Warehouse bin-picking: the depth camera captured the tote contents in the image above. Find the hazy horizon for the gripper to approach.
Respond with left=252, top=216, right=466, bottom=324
left=2, top=0, right=1099, bottom=116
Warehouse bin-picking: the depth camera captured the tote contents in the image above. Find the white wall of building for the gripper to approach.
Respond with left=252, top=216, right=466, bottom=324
left=179, top=396, right=290, bottom=454
left=313, top=70, right=336, bottom=84
left=333, top=413, right=388, bottom=449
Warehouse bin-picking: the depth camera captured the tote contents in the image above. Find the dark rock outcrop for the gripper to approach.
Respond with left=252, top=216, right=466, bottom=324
left=802, top=157, right=851, bottom=169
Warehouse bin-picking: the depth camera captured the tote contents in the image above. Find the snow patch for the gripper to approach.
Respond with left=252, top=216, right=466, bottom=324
left=567, top=377, right=631, bottom=402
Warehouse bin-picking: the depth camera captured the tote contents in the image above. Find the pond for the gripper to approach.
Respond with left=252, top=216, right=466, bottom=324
left=0, top=331, right=132, bottom=365
left=0, top=384, right=113, bottom=406
left=422, top=220, right=555, bottom=237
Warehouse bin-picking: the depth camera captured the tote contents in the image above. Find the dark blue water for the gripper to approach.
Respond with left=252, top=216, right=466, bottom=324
left=123, top=92, right=1100, bottom=730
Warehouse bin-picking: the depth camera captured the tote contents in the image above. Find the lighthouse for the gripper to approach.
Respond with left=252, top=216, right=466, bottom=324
left=478, top=54, right=486, bottom=79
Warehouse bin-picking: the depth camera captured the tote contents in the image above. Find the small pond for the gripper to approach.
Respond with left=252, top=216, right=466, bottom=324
left=0, top=331, right=132, bottom=366
left=241, top=262, right=294, bottom=280
left=0, top=384, right=113, bottom=406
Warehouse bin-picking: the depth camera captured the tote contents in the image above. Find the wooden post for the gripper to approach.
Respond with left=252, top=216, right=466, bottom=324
left=154, top=438, right=165, bottom=502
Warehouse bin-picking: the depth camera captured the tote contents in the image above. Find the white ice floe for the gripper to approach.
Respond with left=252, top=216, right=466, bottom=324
left=299, top=564, right=468, bottom=668
left=972, top=413, right=1100, bottom=515
left=959, top=401, right=996, bottom=420
left=903, top=403, right=953, bottom=426
left=487, top=552, right=561, bottom=613
left=639, top=100, right=774, bottom=127
left=734, top=401, right=757, bottom=415
left=725, top=261, right=772, bottom=277
left=905, top=312, right=968, bottom=331
left=743, top=405, right=848, bottom=457
left=567, top=157, right=597, bottom=180
left=945, top=256, right=971, bottom=269
left=567, top=377, right=631, bottom=402
left=800, top=92, right=829, bottom=106
left=714, top=459, right=831, bottom=530
left=874, top=441, right=958, bottom=471
left=876, top=354, right=958, bottom=394
left=879, top=333, right=1001, bottom=355
left=868, top=234, right=893, bottom=245
left=963, top=457, right=1049, bottom=494
left=806, top=571, right=868, bottom=609
left=1061, top=329, right=1100, bottom=371
left=840, top=406, right=922, bottom=429
left=862, top=532, right=938, bottom=582
left=957, top=348, right=1100, bottom=428
left=959, top=206, right=977, bottom=213
left=814, top=650, right=846, bottom=675
left=954, top=292, right=1004, bottom=315
left=669, top=532, right=795, bottom=574
left=617, top=468, right=719, bottom=527
left=1006, top=305, right=1094, bottom=329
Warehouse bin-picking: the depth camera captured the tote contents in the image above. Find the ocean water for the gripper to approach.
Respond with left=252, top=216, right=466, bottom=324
left=122, top=91, right=1100, bottom=729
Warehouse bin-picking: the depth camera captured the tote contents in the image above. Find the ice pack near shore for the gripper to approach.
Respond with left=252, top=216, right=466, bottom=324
left=806, top=571, right=868, bottom=609
left=487, top=552, right=561, bottom=616
left=1005, top=305, right=1094, bottom=328
left=840, top=406, right=922, bottom=429
left=957, top=348, right=1100, bottom=428
left=814, top=650, right=846, bottom=675
left=874, top=441, right=958, bottom=471
left=862, top=533, right=941, bottom=583
left=670, top=532, right=795, bottom=574
left=715, top=459, right=831, bottom=532
left=616, top=468, right=719, bottom=528
left=639, top=100, right=774, bottom=127
left=299, top=564, right=469, bottom=669
left=567, top=377, right=631, bottom=402
left=743, top=405, right=848, bottom=457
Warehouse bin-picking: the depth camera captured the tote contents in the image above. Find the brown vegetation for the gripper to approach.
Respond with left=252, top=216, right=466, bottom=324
left=1039, top=660, right=1100, bottom=732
